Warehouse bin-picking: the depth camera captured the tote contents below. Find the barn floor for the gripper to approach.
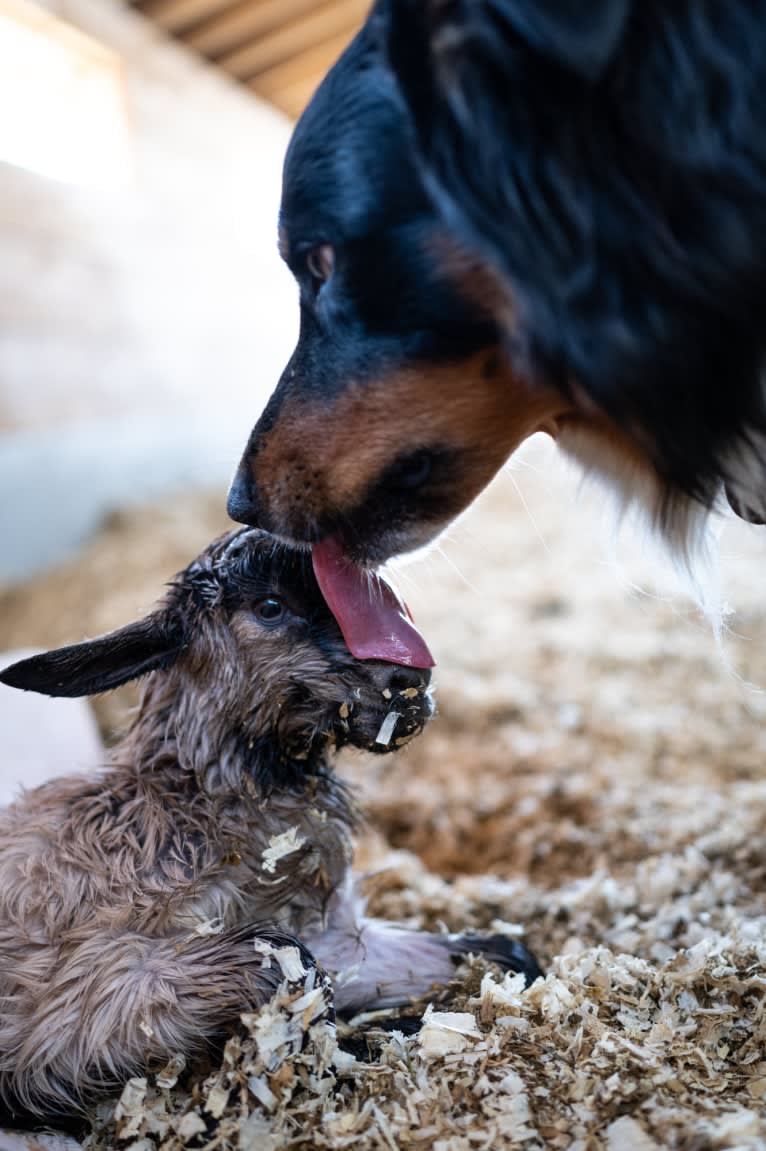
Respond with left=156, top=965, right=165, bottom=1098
left=1, top=438, right=764, bottom=1150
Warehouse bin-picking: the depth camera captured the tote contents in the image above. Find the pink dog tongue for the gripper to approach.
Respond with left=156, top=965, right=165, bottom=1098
left=312, top=536, right=435, bottom=668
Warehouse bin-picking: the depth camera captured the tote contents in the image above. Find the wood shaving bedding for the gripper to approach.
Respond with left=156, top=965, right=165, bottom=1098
left=3, top=442, right=766, bottom=1148
left=85, top=864, right=766, bottom=1150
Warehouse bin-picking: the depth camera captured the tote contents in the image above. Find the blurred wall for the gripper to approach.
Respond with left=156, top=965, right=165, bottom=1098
left=0, top=0, right=298, bottom=579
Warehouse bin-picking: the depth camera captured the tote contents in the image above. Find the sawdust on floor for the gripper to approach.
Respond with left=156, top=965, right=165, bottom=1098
left=1, top=437, right=765, bottom=1150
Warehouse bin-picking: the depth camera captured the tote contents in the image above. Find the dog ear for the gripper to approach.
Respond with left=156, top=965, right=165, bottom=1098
left=724, top=428, right=766, bottom=525
left=491, top=0, right=630, bottom=80
left=388, top=0, right=630, bottom=86
left=0, top=614, right=186, bottom=698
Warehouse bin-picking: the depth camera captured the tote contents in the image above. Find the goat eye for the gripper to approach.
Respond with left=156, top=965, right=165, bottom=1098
left=254, top=597, right=285, bottom=624
left=305, top=244, right=334, bottom=294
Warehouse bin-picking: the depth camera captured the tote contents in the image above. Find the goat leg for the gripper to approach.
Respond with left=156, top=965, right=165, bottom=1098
left=305, top=880, right=542, bottom=1014
left=0, top=925, right=320, bottom=1120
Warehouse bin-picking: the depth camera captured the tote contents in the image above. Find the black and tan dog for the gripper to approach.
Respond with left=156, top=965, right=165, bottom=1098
left=229, top=0, right=766, bottom=592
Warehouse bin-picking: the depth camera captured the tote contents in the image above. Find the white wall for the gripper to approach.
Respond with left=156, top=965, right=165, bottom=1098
left=0, top=0, right=299, bottom=579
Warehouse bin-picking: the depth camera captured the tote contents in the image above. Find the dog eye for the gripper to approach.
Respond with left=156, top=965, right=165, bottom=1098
left=254, top=597, right=285, bottom=624
left=305, top=245, right=334, bottom=294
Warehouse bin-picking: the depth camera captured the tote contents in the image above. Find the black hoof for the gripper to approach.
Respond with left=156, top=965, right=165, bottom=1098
left=256, top=929, right=336, bottom=1024
left=337, top=1012, right=424, bottom=1061
left=449, top=934, right=544, bottom=986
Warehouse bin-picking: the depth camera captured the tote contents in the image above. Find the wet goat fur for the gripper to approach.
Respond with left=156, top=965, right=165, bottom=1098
left=0, top=528, right=541, bottom=1119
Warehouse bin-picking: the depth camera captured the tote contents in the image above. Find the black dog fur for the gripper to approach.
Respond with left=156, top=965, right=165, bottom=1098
left=229, top=0, right=766, bottom=566
left=385, top=0, right=766, bottom=516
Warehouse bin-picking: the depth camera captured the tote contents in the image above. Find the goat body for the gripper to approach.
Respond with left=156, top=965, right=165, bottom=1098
left=0, top=529, right=540, bottom=1119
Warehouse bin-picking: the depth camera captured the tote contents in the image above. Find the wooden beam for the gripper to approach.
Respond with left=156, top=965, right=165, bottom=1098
left=138, top=0, right=238, bottom=35
left=248, top=29, right=353, bottom=99
left=266, top=72, right=326, bottom=120
left=186, top=0, right=316, bottom=58
left=220, top=0, right=365, bottom=81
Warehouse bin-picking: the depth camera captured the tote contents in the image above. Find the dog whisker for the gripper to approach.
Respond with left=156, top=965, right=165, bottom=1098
left=502, top=469, right=551, bottom=556
left=432, top=543, right=479, bottom=595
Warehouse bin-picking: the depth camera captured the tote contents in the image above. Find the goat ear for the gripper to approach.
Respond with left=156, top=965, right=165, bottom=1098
left=491, top=0, right=630, bottom=80
left=0, top=615, right=185, bottom=698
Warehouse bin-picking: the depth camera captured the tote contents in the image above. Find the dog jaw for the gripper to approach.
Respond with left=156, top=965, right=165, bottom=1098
left=228, top=352, right=567, bottom=565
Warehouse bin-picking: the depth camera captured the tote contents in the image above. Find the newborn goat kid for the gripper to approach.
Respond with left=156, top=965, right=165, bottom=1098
left=0, top=529, right=540, bottom=1118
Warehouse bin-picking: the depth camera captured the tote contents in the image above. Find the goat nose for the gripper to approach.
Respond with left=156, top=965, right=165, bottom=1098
left=387, top=666, right=430, bottom=694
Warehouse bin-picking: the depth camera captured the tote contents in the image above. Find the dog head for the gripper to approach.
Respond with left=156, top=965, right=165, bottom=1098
left=230, top=0, right=766, bottom=570
left=228, top=11, right=568, bottom=566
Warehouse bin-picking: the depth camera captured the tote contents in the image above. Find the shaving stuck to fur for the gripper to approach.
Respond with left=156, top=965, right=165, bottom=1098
left=374, top=710, right=400, bottom=747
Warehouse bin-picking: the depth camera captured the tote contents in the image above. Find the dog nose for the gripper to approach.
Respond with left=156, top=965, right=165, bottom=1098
left=227, top=462, right=263, bottom=527
left=386, top=666, right=430, bottom=694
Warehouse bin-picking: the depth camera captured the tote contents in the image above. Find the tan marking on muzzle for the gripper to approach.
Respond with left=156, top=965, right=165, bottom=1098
left=250, top=353, right=568, bottom=526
